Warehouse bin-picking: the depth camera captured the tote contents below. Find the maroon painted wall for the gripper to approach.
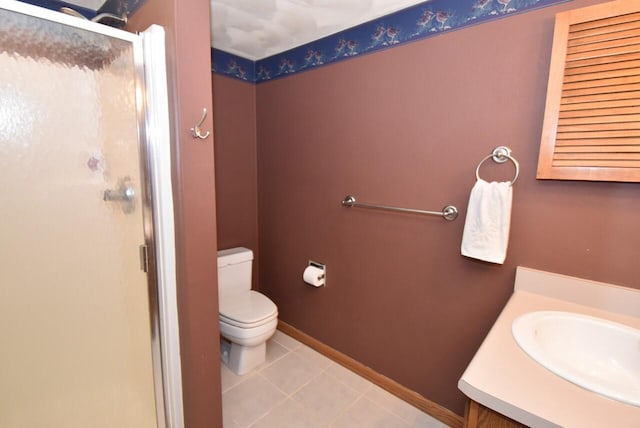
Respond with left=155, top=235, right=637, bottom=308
left=250, top=0, right=639, bottom=417
left=128, top=1, right=222, bottom=426
left=212, top=75, right=260, bottom=288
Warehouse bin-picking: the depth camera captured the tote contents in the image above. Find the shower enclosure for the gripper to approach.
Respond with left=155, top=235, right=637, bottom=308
left=0, top=1, right=180, bottom=427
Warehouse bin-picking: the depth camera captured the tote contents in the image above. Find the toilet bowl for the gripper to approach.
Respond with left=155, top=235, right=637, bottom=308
left=217, top=247, right=278, bottom=375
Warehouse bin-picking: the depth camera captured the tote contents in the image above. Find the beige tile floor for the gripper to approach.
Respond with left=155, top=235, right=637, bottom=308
left=221, top=330, right=451, bottom=428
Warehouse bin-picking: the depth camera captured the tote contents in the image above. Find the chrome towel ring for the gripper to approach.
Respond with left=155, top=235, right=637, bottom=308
left=475, top=146, right=519, bottom=186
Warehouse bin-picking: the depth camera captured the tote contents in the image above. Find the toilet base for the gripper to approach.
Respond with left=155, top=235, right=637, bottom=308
left=220, top=337, right=267, bottom=375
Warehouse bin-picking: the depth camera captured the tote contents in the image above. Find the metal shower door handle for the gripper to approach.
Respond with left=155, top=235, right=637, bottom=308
left=103, top=177, right=136, bottom=213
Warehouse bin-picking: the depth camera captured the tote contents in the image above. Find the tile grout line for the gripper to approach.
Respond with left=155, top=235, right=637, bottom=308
left=323, top=383, right=372, bottom=427
left=222, top=333, right=446, bottom=428
left=244, top=342, right=326, bottom=428
left=222, top=337, right=296, bottom=395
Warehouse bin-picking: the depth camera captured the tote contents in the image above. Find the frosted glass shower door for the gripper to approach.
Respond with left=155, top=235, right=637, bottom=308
left=0, top=5, right=157, bottom=428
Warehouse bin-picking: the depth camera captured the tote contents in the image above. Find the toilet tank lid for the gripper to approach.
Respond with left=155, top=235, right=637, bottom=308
left=217, top=247, right=253, bottom=267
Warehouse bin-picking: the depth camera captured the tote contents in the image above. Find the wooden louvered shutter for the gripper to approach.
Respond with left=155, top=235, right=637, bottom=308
left=537, top=0, right=640, bottom=182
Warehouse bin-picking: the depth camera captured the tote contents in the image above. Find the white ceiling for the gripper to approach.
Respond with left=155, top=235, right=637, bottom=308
left=61, top=0, right=428, bottom=61
left=210, top=0, right=428, bottom=61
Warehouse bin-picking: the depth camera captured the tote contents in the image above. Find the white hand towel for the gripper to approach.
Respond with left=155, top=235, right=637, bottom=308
left=461, top=179, right=512, bottom=264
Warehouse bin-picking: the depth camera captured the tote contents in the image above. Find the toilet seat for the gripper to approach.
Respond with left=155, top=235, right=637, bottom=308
left=219, top=290, right=278, bottom=329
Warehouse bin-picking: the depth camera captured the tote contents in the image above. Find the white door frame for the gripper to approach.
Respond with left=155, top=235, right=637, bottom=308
left=141, top=24, right=185, bottom=428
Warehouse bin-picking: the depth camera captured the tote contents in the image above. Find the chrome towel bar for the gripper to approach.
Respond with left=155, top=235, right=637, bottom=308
left=342, top=195, right=458, bottom=221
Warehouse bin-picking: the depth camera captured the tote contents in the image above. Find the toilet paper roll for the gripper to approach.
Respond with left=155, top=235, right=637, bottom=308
left=303, top=265, right=325, bottom=287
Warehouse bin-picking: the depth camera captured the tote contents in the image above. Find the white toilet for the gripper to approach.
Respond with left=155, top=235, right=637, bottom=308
left=217, top=247, right=278, bottom=375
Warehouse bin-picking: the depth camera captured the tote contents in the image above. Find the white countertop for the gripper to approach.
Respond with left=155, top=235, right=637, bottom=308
left=458, top=267, right=640, bottom=428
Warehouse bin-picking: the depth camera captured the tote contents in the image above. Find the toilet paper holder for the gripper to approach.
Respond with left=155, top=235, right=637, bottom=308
left=305, top=260, right=326, bottom=287
left=308, top=260, right=325, bottom=274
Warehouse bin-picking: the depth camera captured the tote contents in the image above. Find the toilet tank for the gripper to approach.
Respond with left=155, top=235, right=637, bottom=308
left=217, top=247, right=253, bottom=294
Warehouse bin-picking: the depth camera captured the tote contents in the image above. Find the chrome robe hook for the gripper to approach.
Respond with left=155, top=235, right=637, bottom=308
left=190, top=108, right=210, bottom=140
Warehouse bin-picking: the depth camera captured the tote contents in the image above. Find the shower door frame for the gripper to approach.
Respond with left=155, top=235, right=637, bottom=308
left=0, top=1, right=183, bottom=427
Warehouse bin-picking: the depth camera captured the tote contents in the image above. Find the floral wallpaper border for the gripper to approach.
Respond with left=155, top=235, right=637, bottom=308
left=213, top=0, right=570, bottom=84
left=212, top=49, right=256, bottom=83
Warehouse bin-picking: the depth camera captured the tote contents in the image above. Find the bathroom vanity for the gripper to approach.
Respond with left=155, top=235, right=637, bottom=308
left=464, top=400, right=526, bottom=428
left=458, top=267, right=640, bottom=428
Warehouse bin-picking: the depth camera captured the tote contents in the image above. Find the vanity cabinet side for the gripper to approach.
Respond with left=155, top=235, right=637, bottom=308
left=464, top=399, right=529, bottom=428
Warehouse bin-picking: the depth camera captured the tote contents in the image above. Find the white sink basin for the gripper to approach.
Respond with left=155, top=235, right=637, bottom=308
left=512, top=311, right=640, bottom=407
